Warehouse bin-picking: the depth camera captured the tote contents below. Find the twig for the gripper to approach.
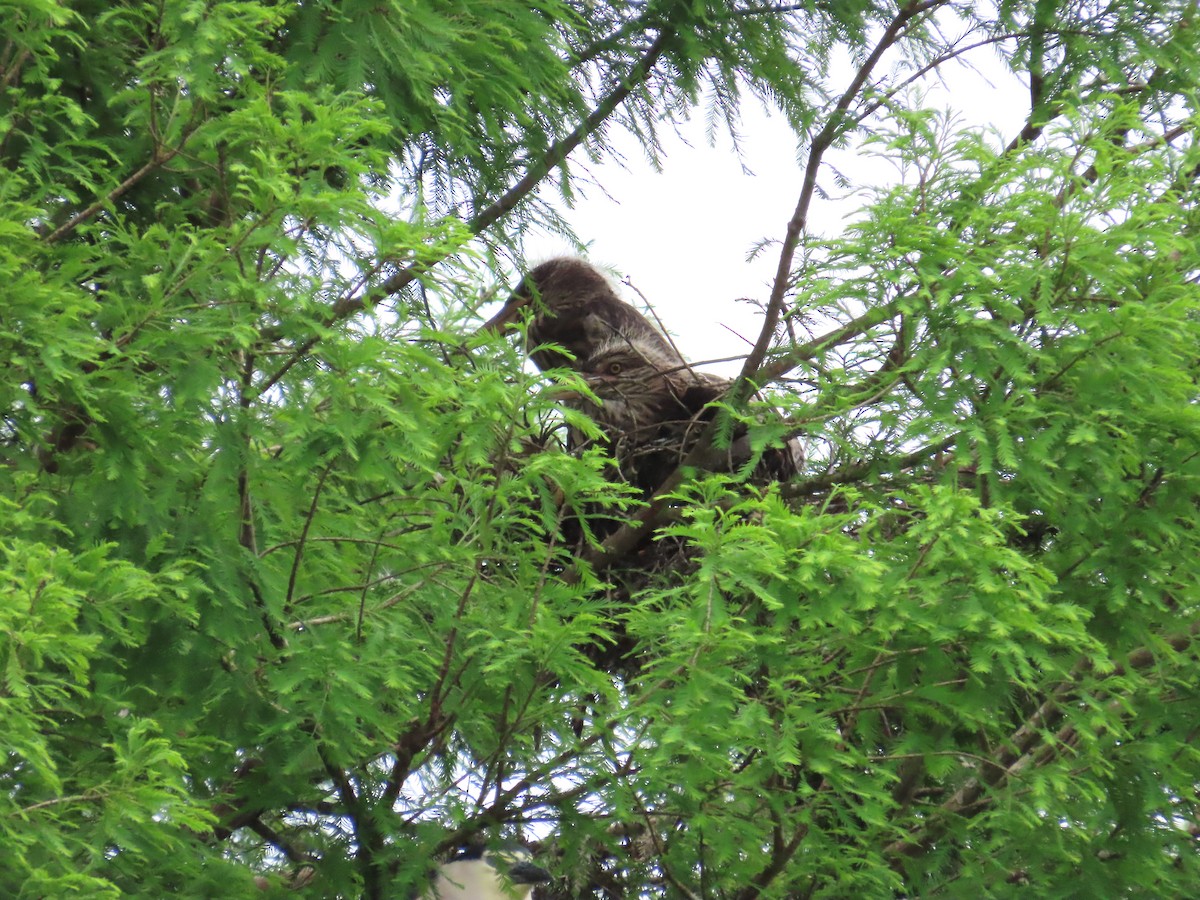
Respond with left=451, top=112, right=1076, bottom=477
left=284, top=462, right=334, bottom=615
left=44, top=141, right=190, bottom=244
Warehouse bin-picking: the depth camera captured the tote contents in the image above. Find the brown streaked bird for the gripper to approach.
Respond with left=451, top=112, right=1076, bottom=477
left=569, top=333, right=802, bottom=495
left=482, top=257, right=800, bottom=493
left=479, top=257, right=685, bottom=373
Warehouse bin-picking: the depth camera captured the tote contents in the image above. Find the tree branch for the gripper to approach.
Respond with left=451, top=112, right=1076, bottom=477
left=43, top=132, right=194, bottom=244
left=884, top=622, right=1200, bottom=862
left=742, top=0, right=948, bottom=394
left=253, top=27, right=676, bottom=398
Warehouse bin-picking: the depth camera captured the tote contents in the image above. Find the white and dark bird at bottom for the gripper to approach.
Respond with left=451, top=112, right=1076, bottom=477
left=422, top=844, right=552, bottom=899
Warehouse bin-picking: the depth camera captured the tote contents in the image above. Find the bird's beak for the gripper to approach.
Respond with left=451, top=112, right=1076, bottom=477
left=543, top=386, right=583, bottom=402
left=477, top=294, right=529, bottom=335
left=507, top=860, right=552, bottom=885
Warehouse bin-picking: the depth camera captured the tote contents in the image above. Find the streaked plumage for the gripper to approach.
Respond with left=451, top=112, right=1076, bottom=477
left=482, top=257, right=800, bottom=494
left=571, top=333, right=801, bottom=493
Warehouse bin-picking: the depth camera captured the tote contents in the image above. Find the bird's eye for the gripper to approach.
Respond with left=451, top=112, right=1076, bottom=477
left=607, top=361, right=623, bottom=375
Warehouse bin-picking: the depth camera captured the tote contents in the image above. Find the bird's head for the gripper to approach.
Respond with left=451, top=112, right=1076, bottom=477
left=570, top=334, right=693, bottom=433
left=487, top=844, right=553, bottom=894
left=478, top=257, right=684, bottom=373
left=426, top=842, right=552, bottom=899
left=479, top=257, right=609, bottom=333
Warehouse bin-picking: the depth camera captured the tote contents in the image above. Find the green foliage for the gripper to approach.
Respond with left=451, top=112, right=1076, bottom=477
left=2, top=0, right=1199, bottom=897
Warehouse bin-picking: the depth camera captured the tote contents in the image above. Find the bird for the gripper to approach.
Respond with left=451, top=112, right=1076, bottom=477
left=422, top=844, right=552, bottom=900
left=480, top=256, right=800, bottom=499
left=479, top=257, right=685, bottom=373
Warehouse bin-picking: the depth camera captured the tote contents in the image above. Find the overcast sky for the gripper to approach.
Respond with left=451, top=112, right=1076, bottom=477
left=519, top=40, right=1032, bottom=377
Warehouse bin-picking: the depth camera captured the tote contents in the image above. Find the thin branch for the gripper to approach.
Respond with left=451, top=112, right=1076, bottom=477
left=283, top=462, right=334, bottom=615
left=884, top=622, right=1200, bottom=861
left=473, top=31, right=674, bottom=234
left=13, top=791, right=103, bottom=815
left=43, top=139, right=191, bottom=245
left=252, top=28, right=676, bottom=396
left=246, top=817, right=311, bottom=865
left=1, top=47, right=31, bottom=89
left=853, top=32, right=1026, bottom=127
left=743, top=0, right=948, bottom=391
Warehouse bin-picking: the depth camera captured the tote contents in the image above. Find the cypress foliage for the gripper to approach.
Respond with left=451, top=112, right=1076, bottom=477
left=2, top=1, right=1198, bottom=896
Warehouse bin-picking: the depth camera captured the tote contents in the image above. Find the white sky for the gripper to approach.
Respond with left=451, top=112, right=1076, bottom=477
left=520, top=42, right=1031, bottom=377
